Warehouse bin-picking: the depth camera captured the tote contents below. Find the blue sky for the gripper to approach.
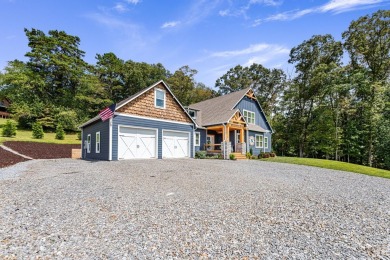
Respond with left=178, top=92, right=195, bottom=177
left=1, top=0, right=389, bottom=87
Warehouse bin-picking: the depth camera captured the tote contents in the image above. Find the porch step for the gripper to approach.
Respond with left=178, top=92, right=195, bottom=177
left=232, top=153, right=247, bottom=160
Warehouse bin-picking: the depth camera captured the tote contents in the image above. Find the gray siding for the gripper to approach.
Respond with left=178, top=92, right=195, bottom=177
left=112, top=115, right=194, bottom=160
left=235, top=96, right=272, bottom=153
left=234, top=96, right=272, bottom=131
left=195, top=129, right=207, bottom=151
left=82, top=120, right=110, bottom=160
left=247, top=130, right=272, bottom=155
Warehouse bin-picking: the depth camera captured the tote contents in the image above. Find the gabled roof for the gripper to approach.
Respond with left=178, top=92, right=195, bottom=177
left=188, top=88, right=250, bottom=126
left=80, top=80, right=196, bottom=128
left=188, top=88, right=273, bottom=132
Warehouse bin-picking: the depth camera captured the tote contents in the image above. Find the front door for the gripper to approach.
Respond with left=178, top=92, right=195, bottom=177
left=206, top=135, right=214, bottom=151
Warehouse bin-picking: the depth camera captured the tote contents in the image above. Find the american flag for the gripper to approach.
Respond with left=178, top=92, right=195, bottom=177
left=99, top=104, right=116, bottom=121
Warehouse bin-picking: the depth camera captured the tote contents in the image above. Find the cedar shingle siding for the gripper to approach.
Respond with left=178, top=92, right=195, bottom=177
left=117, top=83, right=192, bottom=124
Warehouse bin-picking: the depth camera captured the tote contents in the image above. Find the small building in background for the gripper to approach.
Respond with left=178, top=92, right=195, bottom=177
left=0, top=99, right=11, bottom=119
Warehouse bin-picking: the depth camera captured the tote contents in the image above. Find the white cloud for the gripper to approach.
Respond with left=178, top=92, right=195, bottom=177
left=219, top=9, right=230, bottom=16
left=125, top=0, right=140, bottom=4
left=320, top=0, right=383, bottom=13
left=113, top=3, right=128, bottom=13
left=161, top=21, right=180, bottom=29
left=211, top=43, right=289, bottom=58
left=252, top=0, right=388, bottom=26
left=249, top=0, right=283, bottom=6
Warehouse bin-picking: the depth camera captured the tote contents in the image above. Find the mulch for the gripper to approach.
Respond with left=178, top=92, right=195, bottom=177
left=0, top=147, right=29, bottom=168
left=0, top=141, right=80, bottom=168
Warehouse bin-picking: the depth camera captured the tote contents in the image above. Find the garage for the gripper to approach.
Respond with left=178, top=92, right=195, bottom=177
left=118, top=126, right=157, bottom=159
left=163, top=130, right=190, bottom=158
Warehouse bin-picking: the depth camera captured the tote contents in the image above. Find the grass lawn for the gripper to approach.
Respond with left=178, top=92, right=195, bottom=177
left=262, top=156, right=390, bottom=179
left=0, top=118, right=80, bottom=145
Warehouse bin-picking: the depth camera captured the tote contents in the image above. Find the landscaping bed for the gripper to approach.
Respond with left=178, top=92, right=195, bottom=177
left=0, top=147, right=29, bottom=168
left=3, top=141, right=80, bottom=160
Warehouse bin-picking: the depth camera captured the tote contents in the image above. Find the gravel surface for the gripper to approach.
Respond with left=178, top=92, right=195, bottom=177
left=0, top=159, right=389, bottom=258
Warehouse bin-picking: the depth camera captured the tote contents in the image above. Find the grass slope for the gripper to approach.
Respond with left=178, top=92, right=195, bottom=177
left=263, top=157, right=390, bottom=179
left=0, top=118, right=80, bottom=145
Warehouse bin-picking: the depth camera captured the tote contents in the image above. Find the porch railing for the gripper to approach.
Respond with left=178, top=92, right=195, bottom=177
left=204, top=143, right=221, bottom=152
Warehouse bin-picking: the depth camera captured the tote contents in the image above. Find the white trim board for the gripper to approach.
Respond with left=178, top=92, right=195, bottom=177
left=115, top=112, right=194, bottom=126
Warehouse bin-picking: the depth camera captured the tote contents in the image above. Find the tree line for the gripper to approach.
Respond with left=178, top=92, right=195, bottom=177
left=0, top=29, right=217, bottom=132
left=0, top=10, right=389, bottom=169
left=216, top=10, right=390, bottom=169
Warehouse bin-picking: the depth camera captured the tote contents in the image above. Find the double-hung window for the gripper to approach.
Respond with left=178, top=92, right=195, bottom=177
left=194, top=132, right=200, bottom=146
left=155, top=89, right=166, bottom=109
left=264, top=137, right=269, bottom=149
left=255, top=134, right=263, bottom=148
left=96, top=132, right=100, bottom=153
left=243, top=110, right=255, bottom=124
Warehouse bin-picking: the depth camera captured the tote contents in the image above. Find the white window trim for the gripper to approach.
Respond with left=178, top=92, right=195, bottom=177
left=194, top=132, right=200, bottom=146
left=243, top=109, right=255, bottom=124
left=87, top=134, right=91, bottom=153
left=96, top=131, right=100, bottom=153
left=264, top=136, right=269, bottom=149
left=255, top=134, right=263, bottom=148
left=155, top=88, right=166, bottom=109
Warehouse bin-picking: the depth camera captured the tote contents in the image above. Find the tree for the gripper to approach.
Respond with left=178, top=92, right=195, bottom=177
left=342, top=10, right=390, bottom=166
left=32, top=122, right=44, bottom=139
left=287, top=34, right=343, bottom=157
left=55, top=124, right=65, bottom=140
left=95, top=52, right=125, bottom=102
left=215, top=65, right=253, bottom=94
left=215, top=64, right=287, bottom=118
left=2, top=120, right=17, bottom=137
left=167, top=66, right=198, bottom=106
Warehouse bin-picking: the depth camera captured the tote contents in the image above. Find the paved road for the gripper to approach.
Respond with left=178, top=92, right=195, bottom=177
left=1, top=159, right=389, bottom=258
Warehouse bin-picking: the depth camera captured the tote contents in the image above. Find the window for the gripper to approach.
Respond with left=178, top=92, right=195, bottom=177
left=87, top=134, right=91, bottom=153
left=188, top=109, right=197, bottom=119
left=255, top=134, right=263, bottom=148
left=96, top=132, right=100, bottom=153
left=243, top=109, right=255, bottom=124
left=194, top=132, right=200, bottom=146
left=155, top=89, right=165, bottom=108
left=264, top=136, right=269, bottom=149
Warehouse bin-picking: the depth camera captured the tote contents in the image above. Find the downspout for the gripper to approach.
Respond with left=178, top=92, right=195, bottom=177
left=263, top=133, right=265, bottom=153
left=109, top=117, right=113, bottom=161
left=80, top=128, right=83, bottom=159
left=193, top=124, right=197, bottom=158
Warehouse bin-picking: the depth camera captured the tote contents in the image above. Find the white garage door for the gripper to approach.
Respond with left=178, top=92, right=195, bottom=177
left=163, top=131, right=189, bottom=158
left=118, top=126, right=156, bottom=159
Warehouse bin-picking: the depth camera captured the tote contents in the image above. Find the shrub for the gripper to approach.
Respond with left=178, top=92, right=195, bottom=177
left=246, top=152, right=251, bottom=159
left=195, top=150, right=207, bottom=159
left=249, top=148, right=253, bottom=155
left=262, top=152, right=270, bottom=158
left=229, top=153, right=236, bottom=160
left=2, top=120, right=17, bottom=137
left=270, top=152, right=276, bottom=157
left=77, top=131, right=82, bottom=140
left=55, top=124, right=65, bottom=140
left=251, top=155, right=257, bottom=159
left=32, top=122, right=44, bottom=139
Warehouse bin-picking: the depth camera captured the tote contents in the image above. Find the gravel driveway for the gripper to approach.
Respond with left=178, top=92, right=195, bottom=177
left=0, top=159, right=389, bottom=258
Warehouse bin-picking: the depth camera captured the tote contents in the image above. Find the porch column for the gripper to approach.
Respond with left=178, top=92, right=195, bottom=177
left=226, top=124, right=230, bottom=142
left=240, top=128, right=244, bottom=143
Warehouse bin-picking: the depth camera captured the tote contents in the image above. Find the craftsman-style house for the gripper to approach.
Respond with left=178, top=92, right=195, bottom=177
left=188, top=88, right=272, bottom=159
left=80, top=81, right=272, bottom=160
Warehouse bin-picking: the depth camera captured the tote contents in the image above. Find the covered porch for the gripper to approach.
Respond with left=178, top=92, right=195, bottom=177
left=204, top=111, right=247, bottom=159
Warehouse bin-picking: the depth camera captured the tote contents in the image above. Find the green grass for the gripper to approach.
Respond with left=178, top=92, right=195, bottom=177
left=0, top=118, right=80, bottom=145
left=262, top=156, right=390, bottom=179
